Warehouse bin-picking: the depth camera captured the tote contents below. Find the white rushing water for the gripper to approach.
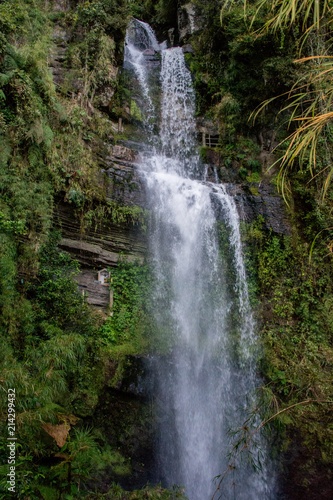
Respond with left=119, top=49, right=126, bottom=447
left=125, top=19, right=161, bottom=134
left=124, top=19, right=275, bottom=500
left=160, top=48, right=197, bottom=163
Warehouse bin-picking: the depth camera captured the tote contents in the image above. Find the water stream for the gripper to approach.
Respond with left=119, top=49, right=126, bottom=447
left=124, top=19, right=275, bottom=500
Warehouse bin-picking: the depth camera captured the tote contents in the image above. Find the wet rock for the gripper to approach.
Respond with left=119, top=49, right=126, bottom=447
left=182, top=43, right=194, bottom=54
left=143, top=48, right=155, bottom=56
left=111, top=145, right=136, bottom=161
left=226, top=182, right=291, bottom=235
left=49, top=26, right=70, bottom=86
left=143, top=51, right=160, bottom=70
left=168, top=28, right=175, bottom=47
left=102, top=143, right=147, bottom=206
left=103, top=142, right=289, bottom=235
left=55, top=198, right=146, bottom=264
left=59, top=238, right=120, bottom=267
left=120, top=140, right=148, bottom=152
left=178, top=3, right=203, bottom=42
left=205, top=148, right=221, bottom=166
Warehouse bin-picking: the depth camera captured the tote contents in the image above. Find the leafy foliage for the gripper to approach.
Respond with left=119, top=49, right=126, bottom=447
left=100, top=259, right=155, bottom=349
left=251, top=0, right=332, bottom=38
left=221, top=0, right=333, bottom=37
left=1, top=0, right=333, bottom=497
left=0, top=2, right=157, bottom=498
left=186, top=0, right=296, bottom=138
left=252, top=55, right=333, bottom=201
left=243, top=218, right=333, bottom=474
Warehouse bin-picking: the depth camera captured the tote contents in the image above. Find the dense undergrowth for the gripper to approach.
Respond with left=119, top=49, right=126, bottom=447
left=243, top=216, right=333, bottom=483
left=0, top=1, right=176, bottom=498
left=0, top=0, right=333, bottom=498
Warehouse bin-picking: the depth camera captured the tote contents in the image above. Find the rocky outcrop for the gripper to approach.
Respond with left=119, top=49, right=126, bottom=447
left=49, top=1, right=72, bottom=86
left=104, top=143, right=291, bottom=235
left=227, top=182, right=291, bottom=235
left=103, top=143, right=147, bottom=207
left=56, top=199, right=146, bottom=261
left=74, top=269, right=111, bottom=309
left=55, top=198, right=146, bottom=310
left=178, top=3, right=203, bottom=42
left=60, top=238, right=120, bottom=268
left=211, top=181, right=291, bottom=235
left=49, top=25, right=70, bottom=87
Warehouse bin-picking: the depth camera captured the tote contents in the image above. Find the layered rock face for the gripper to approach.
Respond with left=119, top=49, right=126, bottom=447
left=227, top=182, right=291, bottom=235
left=104, top=143, right=146, bottom=207
left=56, top=193, right=146, bottom=311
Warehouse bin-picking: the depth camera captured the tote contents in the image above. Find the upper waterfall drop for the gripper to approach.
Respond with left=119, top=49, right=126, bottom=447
left=125, top=18, right=160, bottom=53
left=160, top=48, right=196, bottom=164
left=124, top=19, right=162, bottom=134
left=123, top=20, right=276, bottom=500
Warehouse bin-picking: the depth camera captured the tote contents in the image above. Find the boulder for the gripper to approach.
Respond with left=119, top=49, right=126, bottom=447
left=182, top=44, right=194, bottom=54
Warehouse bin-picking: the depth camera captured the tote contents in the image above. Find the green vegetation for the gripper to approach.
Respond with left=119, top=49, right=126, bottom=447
left=83, top=484, right=186, bottom=499
left=0, top=231, right=125, bottom=497
left=0, top=1, right=171, bottom=498
left=83, top=201, right=148, bottom=230
left=1, top=0, right=333, bottom=497
left=240, top=213, right=333, bottom=491
left=100, top=259, right=155, bottom=348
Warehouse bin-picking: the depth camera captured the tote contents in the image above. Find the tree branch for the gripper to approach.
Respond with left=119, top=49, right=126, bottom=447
left=211, top=399, right=333, bottom=500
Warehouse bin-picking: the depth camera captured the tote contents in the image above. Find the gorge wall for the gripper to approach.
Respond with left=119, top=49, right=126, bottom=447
left=0, top=1, right=332, bottom=499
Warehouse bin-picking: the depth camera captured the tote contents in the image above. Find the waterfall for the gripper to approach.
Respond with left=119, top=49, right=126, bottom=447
left=124, top=19, right=161, bottom=134
left=124, top=20, right=275, bottom=500
left=160, top=48, right=197, bottom=163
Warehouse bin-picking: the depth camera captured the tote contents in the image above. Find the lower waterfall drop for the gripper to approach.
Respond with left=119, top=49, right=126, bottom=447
left=124, top=19, right=275, bottom=500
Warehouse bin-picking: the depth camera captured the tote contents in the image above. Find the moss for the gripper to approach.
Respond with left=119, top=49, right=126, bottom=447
left=130, top=99, right=143, bottom=121
left=242, top=215, right=333, bottom=488
left=246, top=172, right=261, bottom=183
left=249, top=185, right=260, bottom=196
left=200, top=146, right=208, bottom=162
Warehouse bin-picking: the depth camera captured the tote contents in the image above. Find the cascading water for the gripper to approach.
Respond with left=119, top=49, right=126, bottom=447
left=160, top=48, right=197, bottom=163
left=125, top=19, right=164, bottom=136
left=124, top=19, right=275, bottom=500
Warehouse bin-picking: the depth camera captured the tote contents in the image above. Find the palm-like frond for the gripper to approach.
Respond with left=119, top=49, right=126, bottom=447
left=255, top=0, right=332, bottom=32
left=221, top=0, right=333, bottom=48
left=251, top=55, right=333, bottom=201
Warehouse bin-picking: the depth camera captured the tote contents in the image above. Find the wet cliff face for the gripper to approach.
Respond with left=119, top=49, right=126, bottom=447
left=55, top=196, right=146, bottom=310
left=1, top=2, right=330, bottom=498
left=107, top=141, right=291, bottom=236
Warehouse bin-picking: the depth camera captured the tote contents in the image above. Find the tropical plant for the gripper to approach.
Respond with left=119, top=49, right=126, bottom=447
left=252, top=0, right=332, bottom=34
left=221, top=0, right=333, bottom=39
left=251, top=54, right=333, bottom=200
